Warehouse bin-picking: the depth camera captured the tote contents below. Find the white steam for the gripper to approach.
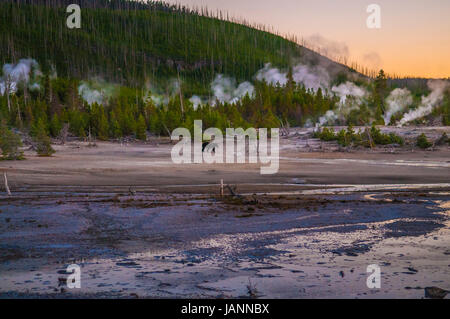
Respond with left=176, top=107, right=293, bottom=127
left=313, top=81, right=368, bottom=127
left=317, top=110, right=338, bottom=127
left=0, top=59, right=42, bottom=95
left=78, top=80, right=115, bottom=106
left=255, top=63, right=330, bottom=91
left=211, top=74, right=254, bottom=105
left=255, top=63, right=287, bottom=86
left=398, top=80, right=449, bottom=126
left=149, top=94, right=169, bottom=107
left=383, top=88, right=412, bottom=125
left=293, top=64, right=330, bottom=91
left=189, top=95, right=203, bottom=110
left=304, top=34, right=350, bottom=61
left=142, top=80, right=169, bottom=107
left=331, top=81, right=367, bottom=106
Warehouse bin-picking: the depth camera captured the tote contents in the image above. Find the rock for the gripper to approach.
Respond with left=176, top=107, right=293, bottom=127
left=425, top=287, right=448, bottom=299
left=407, top=267, right=418, bottom=273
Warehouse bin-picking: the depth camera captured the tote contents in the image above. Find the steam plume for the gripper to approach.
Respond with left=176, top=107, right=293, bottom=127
left=331, top=81, right=367, bottom=106
left=304, top=34, right=350, bottom=61
left=189, top=95, right=203, bottom=110
left=255, top=63, right=330, bottom=91
left=142, top=80, right=169, bottom=107
left=398, top=80, right=449, bottom=126
left=211, top=74, right=254, bottom=105
left=0, top=59, right=42, bottom=95
left=383, top=88, right=412, bottom=125
left=317, top=110, right=338, bottom=127
left=314, top=82, right=367, bottom=127
left=255, top=63, right=287, bottom=86
left=78, top=80, right=115, bottom=106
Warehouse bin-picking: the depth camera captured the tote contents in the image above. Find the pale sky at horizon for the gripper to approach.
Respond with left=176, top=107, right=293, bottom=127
left=162, top=0, right=450, bottom=78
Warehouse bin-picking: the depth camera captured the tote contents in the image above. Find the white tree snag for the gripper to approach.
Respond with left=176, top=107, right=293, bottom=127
left=4, top=172, right=11, bottom=196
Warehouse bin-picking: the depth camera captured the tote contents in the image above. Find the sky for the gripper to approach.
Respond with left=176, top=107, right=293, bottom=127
left=161, top=0, right=450, bottom=78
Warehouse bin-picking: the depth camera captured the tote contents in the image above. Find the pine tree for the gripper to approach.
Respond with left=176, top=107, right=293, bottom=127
left=374, top=69, right=387, bottom=115
left=135, top=114, right=147, bottom=141
left=97, top=111, right=109, bottom=141
left=69, top=110, right=86, bottom=138
left=33, top=118, right=55, bottom=156
left=0, top=121, right=24, bottom=160
left=109, top=111, right=122, bottom=139
left=50, top=113, right=62, bottom=137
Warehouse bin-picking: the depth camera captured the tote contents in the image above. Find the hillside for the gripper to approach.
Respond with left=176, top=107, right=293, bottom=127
left=1, top=0, right=447, bottom=150
left=0, top=0, right=353, bottom=95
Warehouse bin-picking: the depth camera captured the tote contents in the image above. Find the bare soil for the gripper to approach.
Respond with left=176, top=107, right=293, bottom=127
left=0, top=126, right=449, bottom=298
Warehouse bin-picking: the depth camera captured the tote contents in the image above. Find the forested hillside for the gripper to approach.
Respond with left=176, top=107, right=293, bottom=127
left=0, top=0, right=307, bottom=95
left=0, top=0, right=448, bottom=159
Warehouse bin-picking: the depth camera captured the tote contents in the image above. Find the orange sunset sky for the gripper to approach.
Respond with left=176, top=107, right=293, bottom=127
left=163, top=0, right=450, bottom=78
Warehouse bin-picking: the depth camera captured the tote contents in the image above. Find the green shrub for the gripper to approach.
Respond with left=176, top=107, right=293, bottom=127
left=360, top=130, right=374, bottom=148
left=317, top=125, right=367, bottom=147
left=370, top=124, right=403, bottom=145
left=323, top=127, right=337, bottom=141
left=416, top=133, right=432, bottom=149
left=314, top=127, right=337, bottom=141
left=388, top=133, right=404, bottom=145
left=33, top=120, right=55, bottom=156
left=0, top=122, right=24, bottom=160
left=49, top=114, right=62, bottom=138
left=337, top=125, right=362, bottom=147
left=370, top=124, right=389, bottom=145
left=336, top=129, right=347, bottom=146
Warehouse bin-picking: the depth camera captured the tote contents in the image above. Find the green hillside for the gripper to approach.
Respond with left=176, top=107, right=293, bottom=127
left=1, top=0, right=447, bottom=155
left=1, top=0, right=303, bottom=95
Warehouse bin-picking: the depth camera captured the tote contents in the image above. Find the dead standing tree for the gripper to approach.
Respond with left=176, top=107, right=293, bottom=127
left=3, top=172, right=11, bottom=196
left=278, top=118, right=290, bottom=137
left=59, top=123, right=70, bottom=145
left=4, top=75, right=12, bottom=112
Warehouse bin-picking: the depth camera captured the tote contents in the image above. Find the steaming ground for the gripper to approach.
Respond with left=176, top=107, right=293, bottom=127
left=0, top=126, right=449, bottom=298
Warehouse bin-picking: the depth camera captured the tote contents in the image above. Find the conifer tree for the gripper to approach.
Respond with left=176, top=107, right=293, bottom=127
left=97, top=111, right=109, bottom=141
left=136, top=114, right=147, bottom=141
left=33, top=118, right=55, bottom=156
left=109, top=111, right=122, bottom=139
left=0, top=121, right=24, bottom=160
left=50, top=113, right=62, bottom=137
